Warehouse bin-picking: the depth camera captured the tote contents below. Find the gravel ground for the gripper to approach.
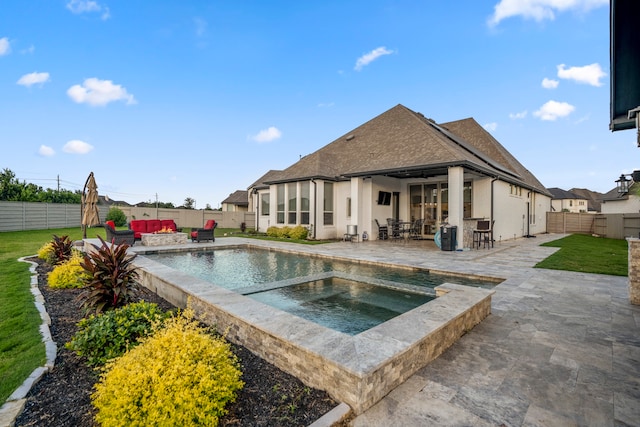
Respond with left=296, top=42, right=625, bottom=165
left=14, top=258, right=338, bottom=427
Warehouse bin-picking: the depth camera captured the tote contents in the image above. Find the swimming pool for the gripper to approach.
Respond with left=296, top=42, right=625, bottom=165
left=143, top=247, right=495, bottom=334
left=129, top=241, right=497, bottom=413
left=144, top=247, right=496, bottom=291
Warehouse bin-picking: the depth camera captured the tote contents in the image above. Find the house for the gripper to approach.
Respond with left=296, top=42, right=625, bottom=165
left=221, top=190, right=249, bottom=212
left=248, top=104, right=552, bottom=248
left=548, top=188, right=591, bottom=213
left=601, top=181, right=640, bottom=214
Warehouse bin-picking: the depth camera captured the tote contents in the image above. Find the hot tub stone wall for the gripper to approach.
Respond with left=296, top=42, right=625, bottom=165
left=133, top=254, right=494, bottom=414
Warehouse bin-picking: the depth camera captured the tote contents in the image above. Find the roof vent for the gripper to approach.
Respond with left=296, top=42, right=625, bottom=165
left=346, top=134, right=355, bottom=141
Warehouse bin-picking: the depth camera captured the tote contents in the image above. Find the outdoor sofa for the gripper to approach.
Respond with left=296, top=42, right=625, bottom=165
left=129, top=219, right=179, bottom=240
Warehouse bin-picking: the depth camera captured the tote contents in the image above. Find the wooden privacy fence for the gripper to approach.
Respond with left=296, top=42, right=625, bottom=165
left=0, top=201, right=255, bottom=232
left=546, top=212, right=640, bottom=239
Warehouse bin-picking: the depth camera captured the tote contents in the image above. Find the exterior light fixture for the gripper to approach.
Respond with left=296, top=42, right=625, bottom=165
left=616, top=174, right=631, bottom=194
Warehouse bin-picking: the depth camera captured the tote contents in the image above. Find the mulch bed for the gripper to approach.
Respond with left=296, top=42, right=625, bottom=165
left=14, top=258, right=338, bottom=427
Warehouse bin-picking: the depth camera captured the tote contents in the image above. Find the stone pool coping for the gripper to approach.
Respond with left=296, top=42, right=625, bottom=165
left=131, top=242, right=495, bottom=414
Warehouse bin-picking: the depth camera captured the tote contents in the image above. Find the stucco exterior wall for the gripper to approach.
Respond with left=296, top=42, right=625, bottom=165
left=601, top=195, right=640, bottom=214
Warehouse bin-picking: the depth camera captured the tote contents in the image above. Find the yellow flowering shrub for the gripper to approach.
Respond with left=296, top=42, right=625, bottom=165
left=92, top=309, right=243, bottom=427
left=37, top=242, right=55, bottom=264
left=47, top=250, right=87, bottom=289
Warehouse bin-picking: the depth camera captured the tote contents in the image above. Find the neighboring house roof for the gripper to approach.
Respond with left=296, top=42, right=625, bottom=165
left=547, top=188, right=587, bottom=200
left=601, top=182, right=639, bottom=201
left=569, top=188, right=603, bottom=212
left=263, top=104, right=550, bottom=196
left=99, top=195, right=130, bottom=206
left=222, top=190, right=249, bottom=207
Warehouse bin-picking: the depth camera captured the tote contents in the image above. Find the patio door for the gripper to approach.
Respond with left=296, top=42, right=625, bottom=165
left=408, top=183, right=442, bottom=238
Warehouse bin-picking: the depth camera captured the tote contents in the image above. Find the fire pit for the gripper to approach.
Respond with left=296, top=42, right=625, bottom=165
left=140, top=232, right=187, bottom=246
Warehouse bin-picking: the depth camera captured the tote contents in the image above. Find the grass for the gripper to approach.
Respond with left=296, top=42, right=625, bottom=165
left=0, top=225, right=325, bottom=403
left=0, top=226, right=107, bottom=403
left=535, top=234, right=628, bottom=276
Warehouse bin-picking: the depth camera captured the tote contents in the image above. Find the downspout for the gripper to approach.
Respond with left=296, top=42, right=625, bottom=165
left=252, top=189, right=259, bottom=232
left=311, top=179, right=317, bottom=239
left=490, top=177, right=498, bottom=225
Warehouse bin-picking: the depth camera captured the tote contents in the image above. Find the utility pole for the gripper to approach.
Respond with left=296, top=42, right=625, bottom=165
left=57, top=175, right=60, bottom=192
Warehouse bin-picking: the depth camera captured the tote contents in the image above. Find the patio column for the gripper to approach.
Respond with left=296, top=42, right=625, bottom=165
left=350, top=178, right=361, bottom=235
left=448, top=166, right=464, bottom=249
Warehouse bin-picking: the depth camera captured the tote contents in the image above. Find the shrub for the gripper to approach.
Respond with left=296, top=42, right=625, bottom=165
left=37, top=242, right=55, bottom=264
left=277, top=226, right=292, bottom=239
left=48, top=251, right=87, bottom=289
left=79, top=236, right=139, bottom=314
left=105, top=206, right=128, bottom=227
left=92, top=309, right=243, bottom=427
left=289, top=225, right=308, bottom=240
left=66, top=301, right=169, bottom=367
left=51, top=234, right=73, bottom=265
left=266, top=226, right=280, bottom=237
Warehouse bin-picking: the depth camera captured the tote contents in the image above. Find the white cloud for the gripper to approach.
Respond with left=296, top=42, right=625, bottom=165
left=488, top=0, right=608, bottom=27
left=557, top=63, right=606, bottom=87
left=21, top=45, right=35, bottom=55
left=541, top=77, right=559, bottom=89
left=251, top=127, right=282, bottom=143
left=484, top=122, right=498, bottom=132
left=63, top=140, right=94, bottom=154
left=533, top=100, right=575, bottom=121
left=509, top=110, right=528, bottom=119
left=194, top=17, right=207, bottom=37
left=354, top=47, right=394, bottom=71
left=17, top=72, right=50, bottom=87
left=67, top=78, right=136, bottom=106
left=38, top=145, right=55, bottom=157
left=0, top=37, right=10, bottom=56
left=66, top=0, right=110, bottom=20
left=317, top=102, right=335, bottom=108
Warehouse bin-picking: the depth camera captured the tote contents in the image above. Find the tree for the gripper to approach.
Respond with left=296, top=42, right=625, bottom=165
left=0, top=168, right=83, bottom=203
left=183, top=197, right=196, bottom=209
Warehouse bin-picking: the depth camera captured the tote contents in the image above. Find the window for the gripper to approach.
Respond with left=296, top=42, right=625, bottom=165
left=323, top=182, right=333, bottom=225
left=463, top=181, right=472, bottom=218
left=260, top=193, right=269, bottom=216
left=277, top=184, right=285, bottom=224
left=530, top=192, right=536, bottom=224
left=300, top=181, right=310, bottom=225
left=288, top=182, right=297, bottom=224
left=346, top=197, right=351, bottom=218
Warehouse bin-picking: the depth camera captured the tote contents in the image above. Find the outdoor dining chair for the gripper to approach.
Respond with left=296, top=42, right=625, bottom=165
left=375, top=219, right=388, bottom=240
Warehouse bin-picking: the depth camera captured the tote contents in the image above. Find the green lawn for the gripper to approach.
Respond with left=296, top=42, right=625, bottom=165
left=0, top=226, right=110, bottom=403
left=535, top=234, right=628, bottom=276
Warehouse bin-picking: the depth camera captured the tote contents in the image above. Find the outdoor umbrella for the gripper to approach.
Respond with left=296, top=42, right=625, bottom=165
left=81, top=172, right=100, bottom=238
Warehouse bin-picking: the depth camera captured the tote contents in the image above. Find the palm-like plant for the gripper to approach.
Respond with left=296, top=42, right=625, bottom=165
left=51, top=234, right=73, bottom=264
left=79, top=236, right=139, bottom=314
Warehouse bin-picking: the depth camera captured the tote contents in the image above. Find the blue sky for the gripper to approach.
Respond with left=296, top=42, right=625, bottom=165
left=1, top=0, right=633, bottom=207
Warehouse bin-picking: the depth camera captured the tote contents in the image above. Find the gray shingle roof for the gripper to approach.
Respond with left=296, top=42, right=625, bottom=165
left=222, top=190, right=248, bottom=206
left=258, top=104, right=550, bottom=195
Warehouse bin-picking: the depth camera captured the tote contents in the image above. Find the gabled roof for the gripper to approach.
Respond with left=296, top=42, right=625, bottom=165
left=547, top=188, right=587, bottom=200
left=264, top=104, right=550, bottom=196
left=222, top=190, right=248, bottom=206
left=248, top=170, right=284, bottom=190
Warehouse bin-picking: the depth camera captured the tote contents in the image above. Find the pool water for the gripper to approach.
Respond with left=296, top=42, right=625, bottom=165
left=144, top=247, right=495, bottom=334
left=249, top=276, right=434, bottom=335
left=145, top=247, right=493, bottom=291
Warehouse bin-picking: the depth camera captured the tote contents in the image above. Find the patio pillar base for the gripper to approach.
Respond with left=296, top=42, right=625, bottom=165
left=627, top=238, right=640, bottom=305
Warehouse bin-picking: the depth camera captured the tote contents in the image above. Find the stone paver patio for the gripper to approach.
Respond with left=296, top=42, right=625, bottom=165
left=206, top=234, right=639, bottom=426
